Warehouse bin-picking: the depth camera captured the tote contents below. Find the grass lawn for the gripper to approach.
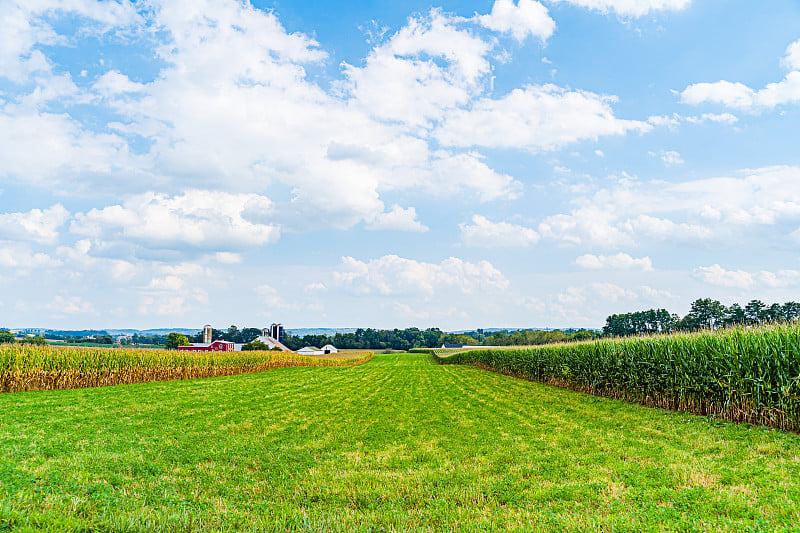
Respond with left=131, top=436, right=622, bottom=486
left=1, top=353, right=799, bottom=532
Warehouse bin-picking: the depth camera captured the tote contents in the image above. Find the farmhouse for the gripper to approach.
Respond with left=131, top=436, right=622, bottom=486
left=177, top=340, right=235, bottom=352
left=177, top=324, right=290, bottom=352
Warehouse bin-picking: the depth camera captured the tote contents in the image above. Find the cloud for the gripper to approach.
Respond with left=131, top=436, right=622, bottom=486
left=681, top=80, right=758, bottom=109
left=304, top=282, right=328, bottom=293
left=0, top=243, right=60, bottom=270
left=695, top=264, right=800, bottom=289
left=92, top=70, right=146, bottom=97
left=0, top=204, right=69, bottom=244
left=55, top=239, right=137, bottom=282
left=682, top=40, right=800, bottom=111
left=435, top=85, right=651, bottom=151
left=341, top=8, right=492, bottom=129
left=0, top=1, right=141, bottom=84
left=214, top=252, right=243, bottom=264
left=782, top=39, right=800, bottom=71
left=476, top=0, right=555, bottom=42
left=575, top=253, right=653, bottom=271
left=548, top=0, right=692, bottom=17
left=366, top=205, right=428, bottom=232
left=335, top=255, right=509, bottom=296
left=44, top=295, right=96, bottom=315
left=539, top=165, right=800, bottom=248
left=655, top=150, right=684, bottom=166
left=459, top=215, right=540, bottom=247
left=1, top=0, right=658, bottom=238
left=71, top=191, right=280, bottom=251
left=684, top=113, right=738, bottom=125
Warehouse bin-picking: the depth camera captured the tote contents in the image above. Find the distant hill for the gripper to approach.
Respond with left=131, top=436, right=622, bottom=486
left=104, top=328, right=201, bottom=336
left=286, top=328, right=358, bottom=337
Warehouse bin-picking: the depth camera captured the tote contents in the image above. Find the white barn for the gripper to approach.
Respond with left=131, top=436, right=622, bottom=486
left=297, top=346, right=323, bottom=356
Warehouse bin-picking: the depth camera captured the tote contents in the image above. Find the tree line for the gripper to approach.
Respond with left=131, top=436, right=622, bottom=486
left=603, top=298, right=800, bottom=337
left=282, top=327, right=598, bottom=351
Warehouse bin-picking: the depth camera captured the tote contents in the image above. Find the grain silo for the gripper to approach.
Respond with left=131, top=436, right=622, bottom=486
left=203, top=324, right=213, bottom=343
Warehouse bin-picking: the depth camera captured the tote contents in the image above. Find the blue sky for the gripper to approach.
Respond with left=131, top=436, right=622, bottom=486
left=1, top=0, right=800, bottom=330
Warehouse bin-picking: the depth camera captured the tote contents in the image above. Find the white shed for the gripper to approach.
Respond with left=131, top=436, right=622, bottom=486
left=297, top=346, right=323, bottom=356
left=321, top=344, right=338, bottom=354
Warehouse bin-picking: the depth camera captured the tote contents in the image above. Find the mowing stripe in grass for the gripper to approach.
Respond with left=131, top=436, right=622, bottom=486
left=1, top=353, right=799, bottom=532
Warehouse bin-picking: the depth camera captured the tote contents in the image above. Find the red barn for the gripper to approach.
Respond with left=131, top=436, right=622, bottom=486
left=177, top=340, right=235, bottom=352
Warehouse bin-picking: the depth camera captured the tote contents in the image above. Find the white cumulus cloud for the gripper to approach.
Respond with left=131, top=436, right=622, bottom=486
left=695, top=264, right=800, bottom=289
left=435, top=84, right=651, bottom=152
left=459, top=215, right=540, bottom=247
left=0, top=204, right=69, bottom=244
left=366, top=205, right=428, bottom=232
left=70, top=190, right=280, bottom=252
left=782, top=39, right=800, bottom=71
left=575, top=253, right=653, bottom=271
left=335, top=255, right=509, bottom=296
left=476, top=0, right=555, bottom=42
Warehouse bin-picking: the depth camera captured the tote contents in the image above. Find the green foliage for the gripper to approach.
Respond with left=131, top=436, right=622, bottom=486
left=0, top=331, right=14, bottom=344
left=242, top=340, right=269, bottom=351
left=1, top=353, right=799, bottom=530
left=18, top=335, right=46, bottom=346
left=436, top=323, right=800, bottom=431
left=165, top=332, right=189, bottom=350
left=606, top=299, right=800, bottom=337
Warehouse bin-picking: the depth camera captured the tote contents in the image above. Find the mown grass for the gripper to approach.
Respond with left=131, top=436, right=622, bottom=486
left=1, top=353, right=799, bottom=532
left=435, top=324, right=800, bottom=431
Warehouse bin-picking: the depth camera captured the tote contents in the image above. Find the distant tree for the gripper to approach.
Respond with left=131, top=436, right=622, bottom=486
left=680, top=299, right=726, bottom=330
left=570, top=330, right=596, bottom=342
left=725, top=303, right=746, bottom=326
left=764, top=303, right=784, bottom=323
left=783, top=302, right=800, bottom=322
left=744, top=300, right=767, bottom=325
left=20, top=335, right=46, bottom=346
left=0, top=331, right=15, bottom=344
left=241, top=327, right=261, bottom=343
left=242, top=340, right=269, bottom=351
left=165, top=332, right=189, bottom=350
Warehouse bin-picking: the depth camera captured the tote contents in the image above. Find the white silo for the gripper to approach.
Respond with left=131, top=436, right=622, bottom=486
left=203, top=324, right=213, bottom=343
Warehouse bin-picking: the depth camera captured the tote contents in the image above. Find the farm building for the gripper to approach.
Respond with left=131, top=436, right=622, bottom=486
left=251, top=327, right=291, bottom=352
left=297, top=345, right=338, bottom=356
left=177, top=340, right=235, bottom=352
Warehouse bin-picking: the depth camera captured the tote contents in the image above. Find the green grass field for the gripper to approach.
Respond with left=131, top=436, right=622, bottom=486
left=2, top=353, right=799, bottom=532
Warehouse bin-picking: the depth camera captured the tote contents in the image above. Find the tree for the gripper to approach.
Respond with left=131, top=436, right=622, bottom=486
left=242, top=340, right=269, bottom=351
left=0, top=331, right=15, bottom=344
left=680, top=299, right=726, bottom=330
left=725, top=303, right=746, bottom=326
left=783, top=302, right=800, bottom=322
left=744, top=300, right=767, bottom=325
left=165, top=332, right=189, bottom=350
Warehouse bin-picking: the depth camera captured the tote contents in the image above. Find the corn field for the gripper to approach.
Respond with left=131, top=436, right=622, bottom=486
left=0, top=344, right=373, bottom=393
left=434, top=323, right=800, bottom=431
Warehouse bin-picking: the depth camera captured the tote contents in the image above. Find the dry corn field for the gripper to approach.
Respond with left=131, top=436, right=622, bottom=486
left=0, top=344, right=373, bottom=393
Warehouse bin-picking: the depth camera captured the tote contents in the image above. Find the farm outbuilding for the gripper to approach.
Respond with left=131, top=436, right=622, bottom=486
left=321, top=344, right=338, bottom=354
left=297, top=346, right=323, bottom=356
left=177, top=340, right=235, bottom=352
